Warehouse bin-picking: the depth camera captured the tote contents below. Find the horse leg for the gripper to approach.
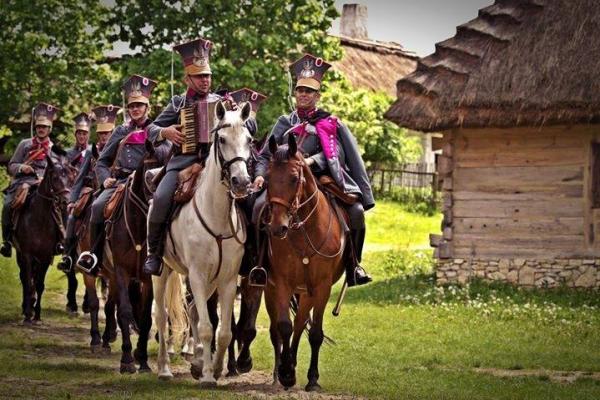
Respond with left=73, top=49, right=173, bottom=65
left=134, top=281, right=153, bottom=373
left=65, top=267, right=78, bottom=314
left=237, top=284, right=263, bottom=373
left=264, top=286, right=283, bottom=385
left=115, top=268, right=136, bottom=374
left=225, top=308, right=238, bottom=377
left=188, top=275, right=216, bottom=387
left=275, top=287, right=295, bottom=388
left=84, top=275, right=102, bottom=352
left=33, top=262, right=49, bottom=322
left=291, top=294, right=313, bottom=368
left=207, top=292, right=219, bottom=354
left=102, top=285, right=118, bottom=350
left=18, top=254, right=34, bottom=324
left=213, top=279, right=236, bottom=380
left=188, top=300, right=203, bottom=380
left=153, top=270, right=172, bottom=380
left=305, top=285, right=330, bottom=392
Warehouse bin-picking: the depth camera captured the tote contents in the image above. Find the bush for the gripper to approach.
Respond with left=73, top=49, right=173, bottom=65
left=376, top=187, right=439, bottom=216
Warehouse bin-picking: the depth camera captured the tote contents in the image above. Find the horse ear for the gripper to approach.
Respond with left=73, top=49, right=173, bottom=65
left=92, top=143, right=99, bottom=159
left=240, top=101, right=251, bottom=122
left=268, top=135, right=277, bottom=155
left=287, top=133, right=297, bottom=157
left=51, top=145, right=66, bottom=157
left=216, top=101, right=226, bottom=121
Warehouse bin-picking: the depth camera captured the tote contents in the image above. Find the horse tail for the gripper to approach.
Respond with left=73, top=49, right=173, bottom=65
left=165, top=271, right=188, bottom=348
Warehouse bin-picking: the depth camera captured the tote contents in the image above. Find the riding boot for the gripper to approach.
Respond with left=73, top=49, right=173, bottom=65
left=143, top=222, right=166, bottom=276
left=58, top=216, right=76, bottom=272
left=248, top=229, right=269, bottom=287
left=0, top=202, right=13, bottom=258
left=77, top=222, right=105, bottom=275
left=346, top=228, right=372, bottom=287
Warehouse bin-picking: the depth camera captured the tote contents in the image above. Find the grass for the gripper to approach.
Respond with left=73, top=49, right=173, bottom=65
left=1, top=200, right=600, bottom=399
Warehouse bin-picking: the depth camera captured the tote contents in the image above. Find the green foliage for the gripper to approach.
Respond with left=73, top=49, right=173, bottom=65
left=377, top=186, right=439, bottom=216
left=106, top=0, right=342, bottom=136
left=320, top=81, right=422, bottom=166
left=0, top=0, right=115, bottom=149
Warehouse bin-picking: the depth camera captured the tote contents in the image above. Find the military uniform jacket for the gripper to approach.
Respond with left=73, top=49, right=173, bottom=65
left=66, top=144, right=91, bottom=170
left=256, top=110, right=374, bottom=210
left=69, top=146, right=99, bottom=203
left=148, top=91, right=257, bottom=172
left=6, top=138, right=54, bottom=193
left=96, top=120, right=153, bottom=188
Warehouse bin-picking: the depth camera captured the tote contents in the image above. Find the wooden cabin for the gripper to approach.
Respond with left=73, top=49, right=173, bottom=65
left=385, top=0, right=600, bottom=288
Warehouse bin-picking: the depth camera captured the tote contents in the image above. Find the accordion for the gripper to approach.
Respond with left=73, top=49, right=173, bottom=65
left=180, top=100, right=219, bottom=155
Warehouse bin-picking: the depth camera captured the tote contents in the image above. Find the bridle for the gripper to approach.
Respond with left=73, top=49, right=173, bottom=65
left=37, top=158, right=70, bottom=205
left=211, top=123, right=250, bottom=199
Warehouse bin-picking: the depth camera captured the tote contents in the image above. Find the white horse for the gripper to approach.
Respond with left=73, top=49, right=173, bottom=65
left=152, top=101, right=252, bottom=387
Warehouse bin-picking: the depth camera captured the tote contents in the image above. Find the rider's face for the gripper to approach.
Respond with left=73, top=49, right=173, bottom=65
left=186, top=74, right=212, bottom=96
left=75, top=130, right=89, bottom=146
left=127, top=102, right=148, bottom=123
left=294, top=87, right=320, bottom=110
left=35, top=125, right=51, bottom=139
left=97, top=131, right=110, bottom=145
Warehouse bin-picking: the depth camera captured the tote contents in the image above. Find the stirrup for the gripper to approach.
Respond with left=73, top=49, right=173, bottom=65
left=248, top=266, right=267, bottom=287
left=77, top=251, right=98, bottom=275
left=57, top=255, right=73, bottom=273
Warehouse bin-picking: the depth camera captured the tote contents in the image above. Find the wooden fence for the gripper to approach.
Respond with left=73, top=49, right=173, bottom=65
left=368, top=163, right=437, bottom=195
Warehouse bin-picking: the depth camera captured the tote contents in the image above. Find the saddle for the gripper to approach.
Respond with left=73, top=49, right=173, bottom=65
left=174, top=163, right=204, bottom=204
left=317, top=175, right=358, bottom=205
left=11, top=183, right=31, bottom=210
left=72, top=186, right=94, bottom=217
left=103, top=184, right=126, bottom=220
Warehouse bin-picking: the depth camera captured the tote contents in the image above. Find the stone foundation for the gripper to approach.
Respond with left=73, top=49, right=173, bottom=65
left=436, top=258, right=600, bottom=288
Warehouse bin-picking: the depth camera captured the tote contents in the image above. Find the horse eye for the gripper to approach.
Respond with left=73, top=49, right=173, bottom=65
left=291, top=175, right=299, bottom=183
left=219, top=136, right=226, bottom=144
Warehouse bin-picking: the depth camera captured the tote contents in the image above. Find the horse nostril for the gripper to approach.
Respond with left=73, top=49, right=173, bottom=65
left=274, top=225, right=288, bottom=238
left=231, top=176, right=239, bottom=186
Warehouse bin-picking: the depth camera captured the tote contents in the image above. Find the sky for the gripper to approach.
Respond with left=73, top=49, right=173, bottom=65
left=330, top=0, right=493, bottom=56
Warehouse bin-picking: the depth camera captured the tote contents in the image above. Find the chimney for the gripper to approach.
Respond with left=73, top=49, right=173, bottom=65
left=340, top=4, right=368, bottom=40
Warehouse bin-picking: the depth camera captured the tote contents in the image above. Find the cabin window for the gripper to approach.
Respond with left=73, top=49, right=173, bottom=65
left=592, top=143, right=600, bottom=208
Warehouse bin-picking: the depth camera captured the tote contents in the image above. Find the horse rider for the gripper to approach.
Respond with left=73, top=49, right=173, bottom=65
left=67, top=112, right=92, bottom=170
left=57, top=105, right=121, bottom=272
left=250, top=54, right=374, bottom=287
left=1, top=103, right=60, bottom=258
left=142, top=37, right=257, bottom=276
left=77, top=75, right=158, bottom=275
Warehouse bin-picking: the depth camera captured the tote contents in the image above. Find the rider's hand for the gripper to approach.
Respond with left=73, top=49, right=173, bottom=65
left=103, top=177, right=116, bottom=188
left=67, top=202, right=75, bottom=212
left=251, top=176, right=265, bottom=191
left=20, top=165, right=34, bottom=174
left=161, top=125, right=184, bottom=145
left=304, top=157, right=315, bottom=167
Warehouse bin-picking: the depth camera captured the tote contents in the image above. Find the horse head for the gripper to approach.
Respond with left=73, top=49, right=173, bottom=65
left=212, top=101, right=252, bottom=198
left=42, top=146, right=73, bottom=206
left=267, top=133, right=317, bottom=239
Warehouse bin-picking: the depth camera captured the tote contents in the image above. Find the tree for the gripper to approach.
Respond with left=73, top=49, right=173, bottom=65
left=0, top=1, right=116, bottom=153
left=320, top=80, right=422, bottom=167
left=105, top=0, right=341, bottom=136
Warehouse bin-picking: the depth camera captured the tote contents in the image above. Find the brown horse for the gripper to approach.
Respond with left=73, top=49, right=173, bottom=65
left=13, top=148, right=75, bottom=323
left=264, top=134, right=346, bottom=391
left=106, top=140, right=165, bottom=373
left=71, top=144, right=118, bottom=353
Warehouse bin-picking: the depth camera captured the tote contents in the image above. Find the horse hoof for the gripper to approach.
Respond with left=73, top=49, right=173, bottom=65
left=236, top=357, right=253, bottom=374
left=101, top=345, right=111, bottom=354
left=22, top=319, right=33, bottom=326
left=90, top=344, right=102, bottom=353
left=199, top=380, right=217, bottom=389
left=190, top=364, right=203, bottom=380
left=226, top=368, right=239, bottom=377
left=158, top=371, right=173, bottom=381
left=305, top=382, right=322, bottom=392
left=109, top=331, right=117, bottom=343
left=182, top=352, right=194, bottom=362
left=120, top=362, right=137, bottom=374
left=278, top=372, right=296, bottom=389
left=138, top=364, right=152, bottom=373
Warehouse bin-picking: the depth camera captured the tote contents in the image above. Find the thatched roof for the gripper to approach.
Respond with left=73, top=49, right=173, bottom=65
left=333, top=35, right=418, bottom=97
left=385, top=0, right=600, bottom=132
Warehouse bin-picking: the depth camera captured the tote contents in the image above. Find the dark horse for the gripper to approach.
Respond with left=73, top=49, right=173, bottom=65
left=264, top=134, right=345, bottom=391
left=69, top=144, right=118, bottom=352
left=106, top=141, right=164, bottom=373
left=13, top=149, right=74, bottom=323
